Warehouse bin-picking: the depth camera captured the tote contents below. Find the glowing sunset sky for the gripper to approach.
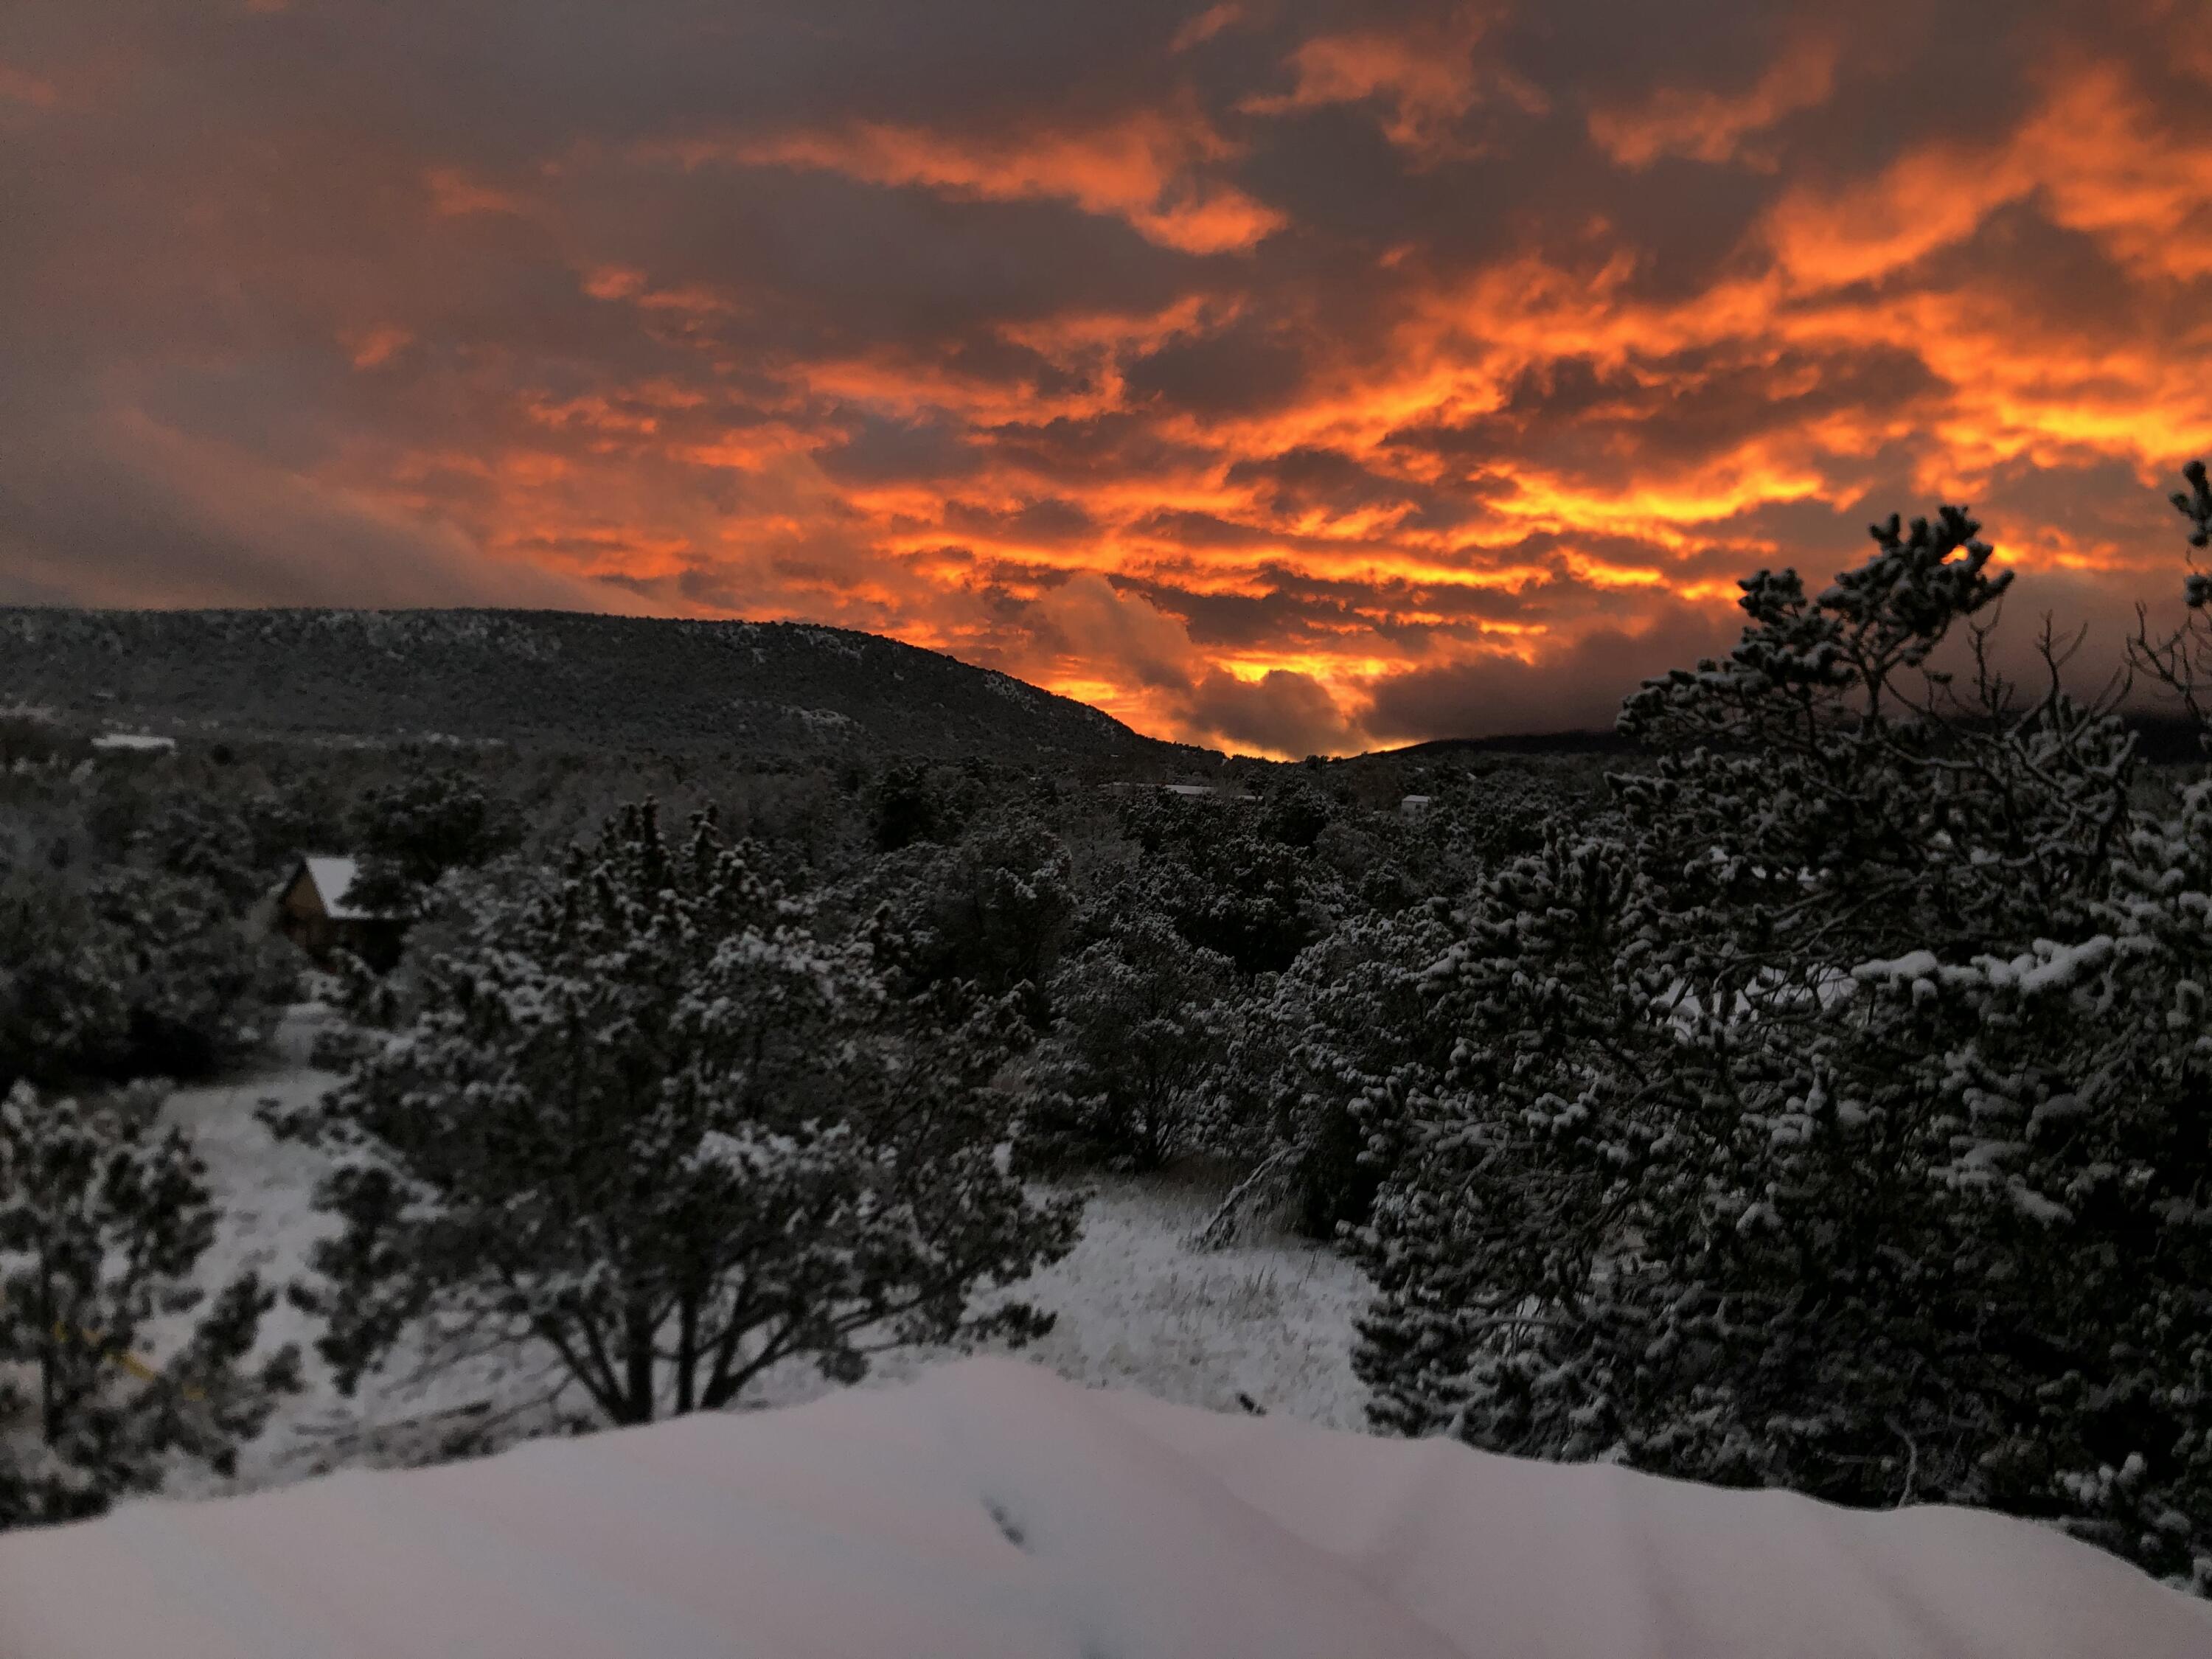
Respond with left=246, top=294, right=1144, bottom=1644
left=4, top=0, right=2211, bottom=754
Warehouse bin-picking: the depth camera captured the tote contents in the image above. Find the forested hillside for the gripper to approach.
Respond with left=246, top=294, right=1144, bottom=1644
left=0, top=609, right=1193, bottom=762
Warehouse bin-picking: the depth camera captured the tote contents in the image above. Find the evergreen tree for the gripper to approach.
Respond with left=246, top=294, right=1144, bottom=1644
left=869, top=815, right=1075, bottom=1012
left=348, top=769, right=524, bottom=914
left=0, top=866, right=287, bottom=1091
left=1026, top=911, right=1239, bottom=1172
left=1112, top=795, right=1321, bottom=974
left=1218, top=905, right=1461, bottom=1239
left=0, top=1084, right=299, bottom=1528
left=1354, top=478, right=2212, bottom=1591
left=272, top=801, right=1078, bottom=1425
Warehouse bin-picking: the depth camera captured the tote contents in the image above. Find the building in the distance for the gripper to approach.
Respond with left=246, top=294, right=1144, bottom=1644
left=276, top=855, right=407, bottom=968
left=1095, top=782, right=1259, bottom=803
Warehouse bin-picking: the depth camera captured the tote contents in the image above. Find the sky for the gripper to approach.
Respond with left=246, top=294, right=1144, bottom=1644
left=4, top=0, right=2211, bottom=755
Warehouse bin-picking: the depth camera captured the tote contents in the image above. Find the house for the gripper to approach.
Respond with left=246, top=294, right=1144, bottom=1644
left=1399, top=794, right=1436, bottom=816
left=276, top=855, right=407, bottom=968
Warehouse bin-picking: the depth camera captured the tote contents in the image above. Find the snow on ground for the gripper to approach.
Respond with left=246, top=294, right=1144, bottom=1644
left=7, top=1357, right=2209, bottom=1659
left=748, top=1161, right=1371, bottom=1429
left=149, top=1009, right=373, bottom=1495
left=994, top=1166, right=1370, bottom=1427
left=150, top=1006, right=1371, bottom=1501
left=34, top=1010, right=2212, bottom=1654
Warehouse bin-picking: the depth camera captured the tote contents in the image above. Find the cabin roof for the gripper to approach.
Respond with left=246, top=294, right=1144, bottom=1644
left=296, top=855, right=383, bottom=921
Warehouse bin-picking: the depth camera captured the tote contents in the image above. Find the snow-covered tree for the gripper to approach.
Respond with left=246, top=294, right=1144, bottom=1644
left=272, top=801, right=1078, bottom=1427
left=347, top=769, right=524, bottom=915
left=0, top=865, right=287, bottom=1091
left=243, top=779, right=347, bottom=874
left=0, top=1083, right=299, bottom=1528
left=1211, top=905, right=1462, bottom=1239
left=1355, top=479, right=2212, bottom=1592
left=868, top=815, right=1076, bottom=1012
left=867, top=760, right=984, bottom=852
left=1110, top=795, right=1322, bottom=974
left=2134, top=456, right=2212, bottom=747
left=1026, top=912, right=1240, bottom=1172
left=139, top=799, right=263, bottom=907
left=0, top=879, right=131, bottom=1093
left=1352, top=831, right=1664, bottom=1443
left=88, top=867, right=294, bottom=1079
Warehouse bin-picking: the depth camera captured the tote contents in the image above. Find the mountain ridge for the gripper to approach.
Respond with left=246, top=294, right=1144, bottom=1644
left=0, top=607, right=1206, bottom=764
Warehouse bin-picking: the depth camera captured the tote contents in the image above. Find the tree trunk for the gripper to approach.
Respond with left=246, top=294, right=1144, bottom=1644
left=622, top=1298, right=655, bottom=1424
left=37, top=1261, right=58, bottom=1441
left=675, top=1291, right=698, bottom=1416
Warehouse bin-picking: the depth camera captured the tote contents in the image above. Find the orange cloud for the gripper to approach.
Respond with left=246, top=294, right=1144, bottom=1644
left=344, top=324, right=413, bottom=369
left=1242, top=6, right=1537, bottom=159
left=425, top=166, right=526, bottom=218
left=1590, top=38, right=1838, bottom=169
left=659, top=104, right=1284, bottom=254
left=1766, top=61, right=2212, bottom=288
left=0, top=62, right=58, bottom=109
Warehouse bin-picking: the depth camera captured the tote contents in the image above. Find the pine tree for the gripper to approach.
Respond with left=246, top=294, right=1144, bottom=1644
left=271, top=801, right=1078, bottom=1426
left=1026, top=911, right=1240, bottom=1172
left=867, top=815, right=1076, bottom=1012
left=1352, top=832, right=1663, bottom=1445
left=1218, top=904, right=1461, bottom=1239
left=1354, top=476, right=2212, bottom=1592
left=0, top=1083, right=299, bottom=1528
left=347, top=769, right=524, bottom=914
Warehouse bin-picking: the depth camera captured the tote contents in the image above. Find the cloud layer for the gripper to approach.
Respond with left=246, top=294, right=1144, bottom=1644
left=4, top=0, right=2210, bottom=752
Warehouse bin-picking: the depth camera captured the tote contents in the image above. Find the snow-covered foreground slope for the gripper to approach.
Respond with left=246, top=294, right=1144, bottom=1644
left=4, top=1360, right=2208, bottom=1659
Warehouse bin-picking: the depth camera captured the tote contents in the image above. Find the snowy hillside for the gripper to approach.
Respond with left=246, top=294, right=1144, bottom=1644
left=0, top=607, right=1194, bottom=759
left=4, top=1357, right=2208, bottom=1659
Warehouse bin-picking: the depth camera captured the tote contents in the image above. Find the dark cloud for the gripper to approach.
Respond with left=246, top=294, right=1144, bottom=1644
left=1363, top=597, right=1744, bottom=741
left=1121, top=316, right=1313, bottom=415
left=1130, top=509, right=1275, bottom=549
left=0, top=404, right=626, bottom=612
left=941, top=496, right=1099, bottom=545
left=816, top=413, right=980, bottom=485
left=1223, top=445, right=1422, bottom=515
left=1188, top=667, right=1357, bottom=756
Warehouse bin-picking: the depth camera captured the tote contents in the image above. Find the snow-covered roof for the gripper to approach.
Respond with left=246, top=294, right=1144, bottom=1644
left=88, top=732, right=175, bottom=753
left=299, top=855, right=381, bottom=921
left=1, top=1360, right=2202, bottom=1658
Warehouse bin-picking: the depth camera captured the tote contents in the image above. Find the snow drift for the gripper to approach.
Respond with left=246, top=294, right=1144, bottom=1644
left=1, top=1358, right=2206, bottom=1658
